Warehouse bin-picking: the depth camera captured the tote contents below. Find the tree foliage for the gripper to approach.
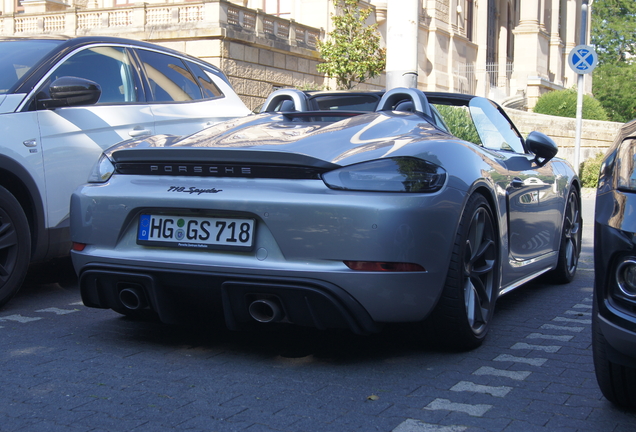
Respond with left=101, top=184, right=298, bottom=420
left=591, top=0, right=636, bottom=65
left=592, top=63, right=636, bottom=122
left=533, top=88, right=608, bottom=121
left=317, top=0, right=386, bottom=90
left=591, top=0, right=636, bottom=122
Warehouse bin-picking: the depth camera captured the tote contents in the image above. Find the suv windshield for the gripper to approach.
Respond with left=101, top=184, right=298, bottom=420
left=0, top=39, right=63, bottom=94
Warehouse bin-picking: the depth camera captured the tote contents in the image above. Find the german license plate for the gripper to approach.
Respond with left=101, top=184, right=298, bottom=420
left=137, top=214, right=255, bottom=250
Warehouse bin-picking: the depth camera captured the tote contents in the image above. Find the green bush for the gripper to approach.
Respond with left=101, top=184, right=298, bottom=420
left=533, top=88, right=608, bottom=121
left=579, top=152, right=605, bottom=188
left=434, top=104, right=482, bottom=144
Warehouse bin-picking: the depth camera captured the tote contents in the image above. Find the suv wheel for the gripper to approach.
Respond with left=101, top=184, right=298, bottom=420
left=0, top=186, right=31, bottom=308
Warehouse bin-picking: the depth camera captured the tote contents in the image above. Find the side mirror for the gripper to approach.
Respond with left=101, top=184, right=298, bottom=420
left=526, top=131, right=558, bottom=166
left=38, top=76, right=102, bottom=110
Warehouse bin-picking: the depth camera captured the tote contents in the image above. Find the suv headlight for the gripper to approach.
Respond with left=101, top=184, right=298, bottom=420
left=322, top=157, right=446, bottom=193
left=617, top=138, right=636, bottom=191
left=87, top=154, right=115, bottom=183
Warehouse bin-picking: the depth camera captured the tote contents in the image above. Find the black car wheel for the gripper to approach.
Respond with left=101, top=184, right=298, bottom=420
left=0, top=186, right=31, bottom=308
left=592, top=300, right=636, bottom=408
left=550, top=188, right=582, bottom=284
left=428, top=193, right=499, bottom=350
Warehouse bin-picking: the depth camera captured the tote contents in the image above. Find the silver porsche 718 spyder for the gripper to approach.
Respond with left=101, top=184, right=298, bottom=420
left=70, top=87, right=582, bottom=350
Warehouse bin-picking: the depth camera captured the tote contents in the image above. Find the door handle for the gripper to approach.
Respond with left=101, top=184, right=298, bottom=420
left=129, top=128, right=151, bottom=137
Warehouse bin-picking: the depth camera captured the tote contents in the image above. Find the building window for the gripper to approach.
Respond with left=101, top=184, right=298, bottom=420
left=15, top=0, right=24, bottom=12
left=265, top=0, right=292, bottom=18
left=466, top=0, right=474, bottom=41
left=507, top=7, right=514, bottom=61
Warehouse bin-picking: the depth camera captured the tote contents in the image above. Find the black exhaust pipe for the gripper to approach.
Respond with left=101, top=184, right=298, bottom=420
left=119, top=287, right=148, bottom=311
left=248, top=298, right=283, bottom=323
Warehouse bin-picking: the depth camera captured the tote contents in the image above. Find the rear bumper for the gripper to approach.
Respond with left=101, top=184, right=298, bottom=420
left=71, top=175, right=460, bottom=331
left=79, top=264, right=382, bottom=334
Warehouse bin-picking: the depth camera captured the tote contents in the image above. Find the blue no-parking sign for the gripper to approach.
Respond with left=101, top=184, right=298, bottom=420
left=568, top=45, right=598, bottom=74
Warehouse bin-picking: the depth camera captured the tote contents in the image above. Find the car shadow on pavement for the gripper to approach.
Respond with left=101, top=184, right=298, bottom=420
left=86, top=298, right=539, bottom=366
left=23, top=256, right=78, bottom=288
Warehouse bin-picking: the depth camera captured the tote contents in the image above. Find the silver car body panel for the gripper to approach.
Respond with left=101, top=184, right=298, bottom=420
left=0, top=94, right=25, bottom=113
left=71, top=93, right=579, bottom=329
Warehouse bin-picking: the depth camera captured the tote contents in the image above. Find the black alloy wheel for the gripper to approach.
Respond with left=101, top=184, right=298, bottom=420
left=0, top=186, right=31, bottom=308
left=428, top=193, right=499, bottom=350
left=550, top=188, right=582, bottom=284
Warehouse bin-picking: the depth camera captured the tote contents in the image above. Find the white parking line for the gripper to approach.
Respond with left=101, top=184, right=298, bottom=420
left=572, top=303, right=592, bottom=309
left=473, top=366, right=531, bottom=381
left=493, top=354, right=547, bottom=366
left=36, top=308, right=79, bottom=315
left=552, top=316, right=592, bottom=324
left=450, top=381, right=512, bottom=397
left=0, top=314, right=42, bottom=323
left=511, top=342, right=561, bottom=353
left=424, top=398, right=492, bottom=417
left=392, top=419, right=467, bottom=432
left=565, top=309, right=592, bottom=317
left=526, top=333, right=573, bottom=342
left=540, top=323, right=584, bottom=332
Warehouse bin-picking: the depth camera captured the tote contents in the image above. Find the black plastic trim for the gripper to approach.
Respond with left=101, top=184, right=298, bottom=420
left=78, top=263, right=380, bottom=334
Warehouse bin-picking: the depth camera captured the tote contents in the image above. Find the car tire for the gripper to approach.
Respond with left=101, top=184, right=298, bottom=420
left=548, top=188, right=582, bottom=284
left=427, top=193, right=499, bottom=350
left=592, top=300, right=636, bottom=408
left=0, top=186, right=31, bottom=308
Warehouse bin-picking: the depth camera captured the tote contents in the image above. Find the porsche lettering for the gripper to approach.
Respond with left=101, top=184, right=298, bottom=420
left=150, top=165, right=252, bottom=175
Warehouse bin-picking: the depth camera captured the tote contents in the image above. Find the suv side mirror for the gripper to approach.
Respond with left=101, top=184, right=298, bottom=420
left=526, top=131, right=558, bottom=166
left=38, top=77, right=102, bottom=110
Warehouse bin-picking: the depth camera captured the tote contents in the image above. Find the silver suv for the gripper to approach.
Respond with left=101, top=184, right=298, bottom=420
left=0, top=36, right=250, bottom=307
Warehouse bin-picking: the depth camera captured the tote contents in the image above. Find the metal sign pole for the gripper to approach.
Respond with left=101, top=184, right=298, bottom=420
left=574, top=1, right=589, bottom=176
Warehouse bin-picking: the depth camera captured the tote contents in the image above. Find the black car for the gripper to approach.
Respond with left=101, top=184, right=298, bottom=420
left=594, top=118, right=636, bottom=408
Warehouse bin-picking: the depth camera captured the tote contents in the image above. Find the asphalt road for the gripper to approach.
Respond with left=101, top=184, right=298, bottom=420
left=2, top=193, right=636, bottom=432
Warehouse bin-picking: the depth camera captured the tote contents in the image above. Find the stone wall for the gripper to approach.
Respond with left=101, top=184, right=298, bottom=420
left=505, top=109, right=623, bottom=169
left=220, top=41, right=325, bottom=111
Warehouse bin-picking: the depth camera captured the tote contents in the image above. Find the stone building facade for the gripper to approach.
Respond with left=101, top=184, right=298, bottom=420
left=1, top=0, right=592, bottom=111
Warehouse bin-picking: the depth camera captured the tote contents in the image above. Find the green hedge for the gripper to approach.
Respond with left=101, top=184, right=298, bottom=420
left=434, top=104, right=481, bottom=144
left=533, top=88, right=608, bottom=121
left=579, top=152, right=605, bottom=188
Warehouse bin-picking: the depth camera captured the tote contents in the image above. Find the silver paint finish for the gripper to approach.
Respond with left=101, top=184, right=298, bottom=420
left=70, top=93, right=579, bottom=327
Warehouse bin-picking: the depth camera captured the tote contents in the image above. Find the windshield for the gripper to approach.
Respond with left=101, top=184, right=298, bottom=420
left=311, top=94, right=381, bottom=111
left=468, top=97, right=524, bottom=153
left=0, top=40, right=63, bottom=94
